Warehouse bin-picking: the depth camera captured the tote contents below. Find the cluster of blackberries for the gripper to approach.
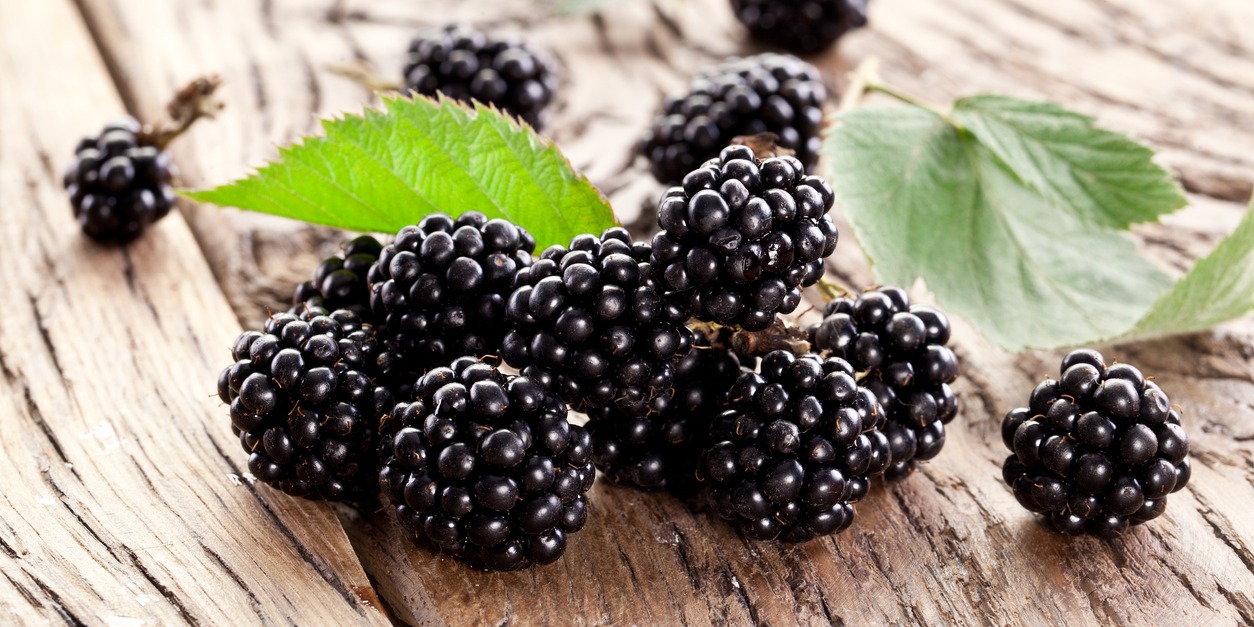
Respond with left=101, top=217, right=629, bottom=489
left=291, top=235, right=383, bottom=321
left=652, top=145, right=839, bottom=330
left=403, top=24, right=558, bottom=129
left=378, top=358, right=594, bottom=571
left=730, top=0, right=870, bottom=53
left=63, top=117, right=177, bottom=243
left=809, top=287, right=959, bottom=479
left=642, top=54, right=827, bottom=185
left=1001, top=349, right=1191, bottom=537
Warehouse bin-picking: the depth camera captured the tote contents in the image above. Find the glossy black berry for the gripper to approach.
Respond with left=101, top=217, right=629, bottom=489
left=377, top=359, right=594, bottom=571
left=370, top=212, right=535, bottom=370
left=730, top=0, right=870, bottom=53
left=404, top=24, right=558, bottom=129
left=586, top=329, right=743, bottom=493
left=652, top=147, right=838, bottom=330
left=291, top=235, right=384, bottom=322
left=642, top=54, right=827, bottom=185
left=503, top=227, right=693, bottom=418
left=697, top=350, right=889, bottom=542
left=1000, top=349, right=1191, bottom=537
left=217, top=309, right=396, bottom=503
left=809, top=287, right=960, bottom=479
left=63, top=117, right=176, bottom=243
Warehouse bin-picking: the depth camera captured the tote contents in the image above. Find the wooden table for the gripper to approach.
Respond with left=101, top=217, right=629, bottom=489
left=2, top=0, right=1252, bottom=624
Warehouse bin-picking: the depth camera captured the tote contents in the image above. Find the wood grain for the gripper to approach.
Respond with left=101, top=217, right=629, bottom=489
left=0, top=1, right=387, bottom=624
left=14, top=0, right=1254, bottom=624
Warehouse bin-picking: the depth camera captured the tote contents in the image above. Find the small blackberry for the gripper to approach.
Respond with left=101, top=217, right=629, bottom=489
left=651, top=145, right=839, bottom=330
left=642, top=54, right=827, bottom=185
left=503, top=227, right=693, bottom=418
left=697, top=350, right=890, bottom=542
left=1001, top=349, right=1191, bottom=537
left=730, top=0, right=870, bottom=53
left=217, top=309, right=397, bottom=503
left=809, top=287, right=960, bottom=479
left=377, top=358, right=595, bottom=571
left=587, top=329, right=743, bottom=493
left=370, top=212, right=535, bottom=370
left=291, top=235, right=384, bottom=322
left=404, top=24, right=558, bottom=129
left=63, top=117, right=176, bottom=243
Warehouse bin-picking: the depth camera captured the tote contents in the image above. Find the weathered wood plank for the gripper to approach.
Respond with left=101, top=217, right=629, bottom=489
left=66, top=0, right=1254, bottom=624
left=0, top=1, right=387, bottom=624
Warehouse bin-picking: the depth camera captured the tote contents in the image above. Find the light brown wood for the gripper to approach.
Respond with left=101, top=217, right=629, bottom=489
left=0, top=1, right=387, bottom=624
left=7, top=0, right=1254, bottom=624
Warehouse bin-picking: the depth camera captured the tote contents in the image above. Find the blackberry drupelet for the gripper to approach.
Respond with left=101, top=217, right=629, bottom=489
left=63, top=116, right=176, bottom=243
left=502, top=227, right=694, bottom=418
left=1000, top=349, right=1191, bottom=537
left=642, top=53, right=826, bottom=185
left=730, top=0, right=870, bottom=53
left=587, top=329, right=743, bottom=493
left=651, top=145, right=839, bottom=330
left=370, top=212, right=535, bottom=370
left=404, top=24, right=558, bottom=129
left=697, top=350, right=890, bottom=542
left=291, top=235, right=384, bottom=322
left=809, top=287, right=960, bottom=479
left=377, top=358, right=595, bottom=571
left=217, top=309, right=397, bottom=503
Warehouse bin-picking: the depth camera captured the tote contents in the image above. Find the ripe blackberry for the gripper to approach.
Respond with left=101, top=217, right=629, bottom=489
left=503, top=227, right=694, bottom=418
left=697, top=350, right=890, bottom=542
left=370, top=212, right=535, bottom=370
left=291, top=235, right=384, bottom=322
left=217, top=309, right=397, bottom=503
left=404, top=24, right=558, bottom=129
left=642, top=54, right=826, bottom=185
left=651, top=145, right=839, bottom=330
left=809, top=287, right=960, bottom=479
left=1001, top=349, right=1191, bottom=538
left=586, top=330, right=743, bottom=493
left=730, top=0, right=870, bottom=53
left=63, top=117, right=176, bottom=243
left=377, top=358, right=595, bottom=571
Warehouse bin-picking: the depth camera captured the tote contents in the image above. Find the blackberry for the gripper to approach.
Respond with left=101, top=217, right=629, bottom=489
left=217, top=309, right=397, bottom=503
left=377, top=358, right=595, bottom=571
left=404, top=24, right=558, bottom=129
left=809, top=287, right=960, bottom=479
left=370, top=212, right=535, bottom=370
left=502, top=227, right=694, bottom=418
left=730, top=0, right=870, bottom=53
left=642, top=54, right=826, bottom=185
left=697, top=350, right=890, bottom=542
left=587, top=329, right=743, bottom=493
left=291, top=235, right=384, bottom=322
left=651, top=145, right=839, bottom=330
left=63, top=117, right=176, bottom=243
left=1001, top=349, right=1191, bottom=538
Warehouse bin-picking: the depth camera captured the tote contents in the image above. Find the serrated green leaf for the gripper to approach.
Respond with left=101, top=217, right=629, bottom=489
left=536, top=0, right=623, bottom=15
left=951, top=95, right=1187, bottom=229
left=1130, top=199, right=1254, bottom=337
left=183, top=94, right=616, bottom=249
left=827, top=106, right=1172, bottom=351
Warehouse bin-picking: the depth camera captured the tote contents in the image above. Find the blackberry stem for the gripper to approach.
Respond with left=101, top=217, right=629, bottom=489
left=327, top=60, right=404, bottom=93
left=689, top=319, right=812, bottom=359
left=142, top=75, right=225, bottom=150
left=816, top=277, right=849, bottom=302
left=840, top=57, right=961, bottom=128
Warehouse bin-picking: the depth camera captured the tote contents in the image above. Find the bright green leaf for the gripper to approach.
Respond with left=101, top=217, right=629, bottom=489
left=1131, top=199, right=1254, bottom=338
left=951, top=95, right=1187, bottom=229
left=827, top=105, right=1173, bottom=351
left=184, top=94, right=616, bottom=249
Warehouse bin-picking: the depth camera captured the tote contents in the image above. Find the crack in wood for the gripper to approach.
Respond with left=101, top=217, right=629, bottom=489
left=121, top=546, right=197, bottom=625
left=199, top=542, right=265, bottom=621
left=27, top=571, right=88, bottom=627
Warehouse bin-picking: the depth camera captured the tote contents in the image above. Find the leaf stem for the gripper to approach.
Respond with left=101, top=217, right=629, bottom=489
left=838, top=57, right=961, bottom=127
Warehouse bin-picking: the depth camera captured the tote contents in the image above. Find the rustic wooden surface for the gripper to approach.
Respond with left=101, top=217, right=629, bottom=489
left=2, top=0, right=1253, bottom=624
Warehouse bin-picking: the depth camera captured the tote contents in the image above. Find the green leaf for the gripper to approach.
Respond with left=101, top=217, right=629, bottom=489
left=184, top=94, right=616, bottom=249
left=951, top=95, right=1187, bottom=229
left=1131, top=199, right=1254, bottom=338
left=827, top=105, right=1174, bottom=351
left=536, top=0, right=624, bottom=15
